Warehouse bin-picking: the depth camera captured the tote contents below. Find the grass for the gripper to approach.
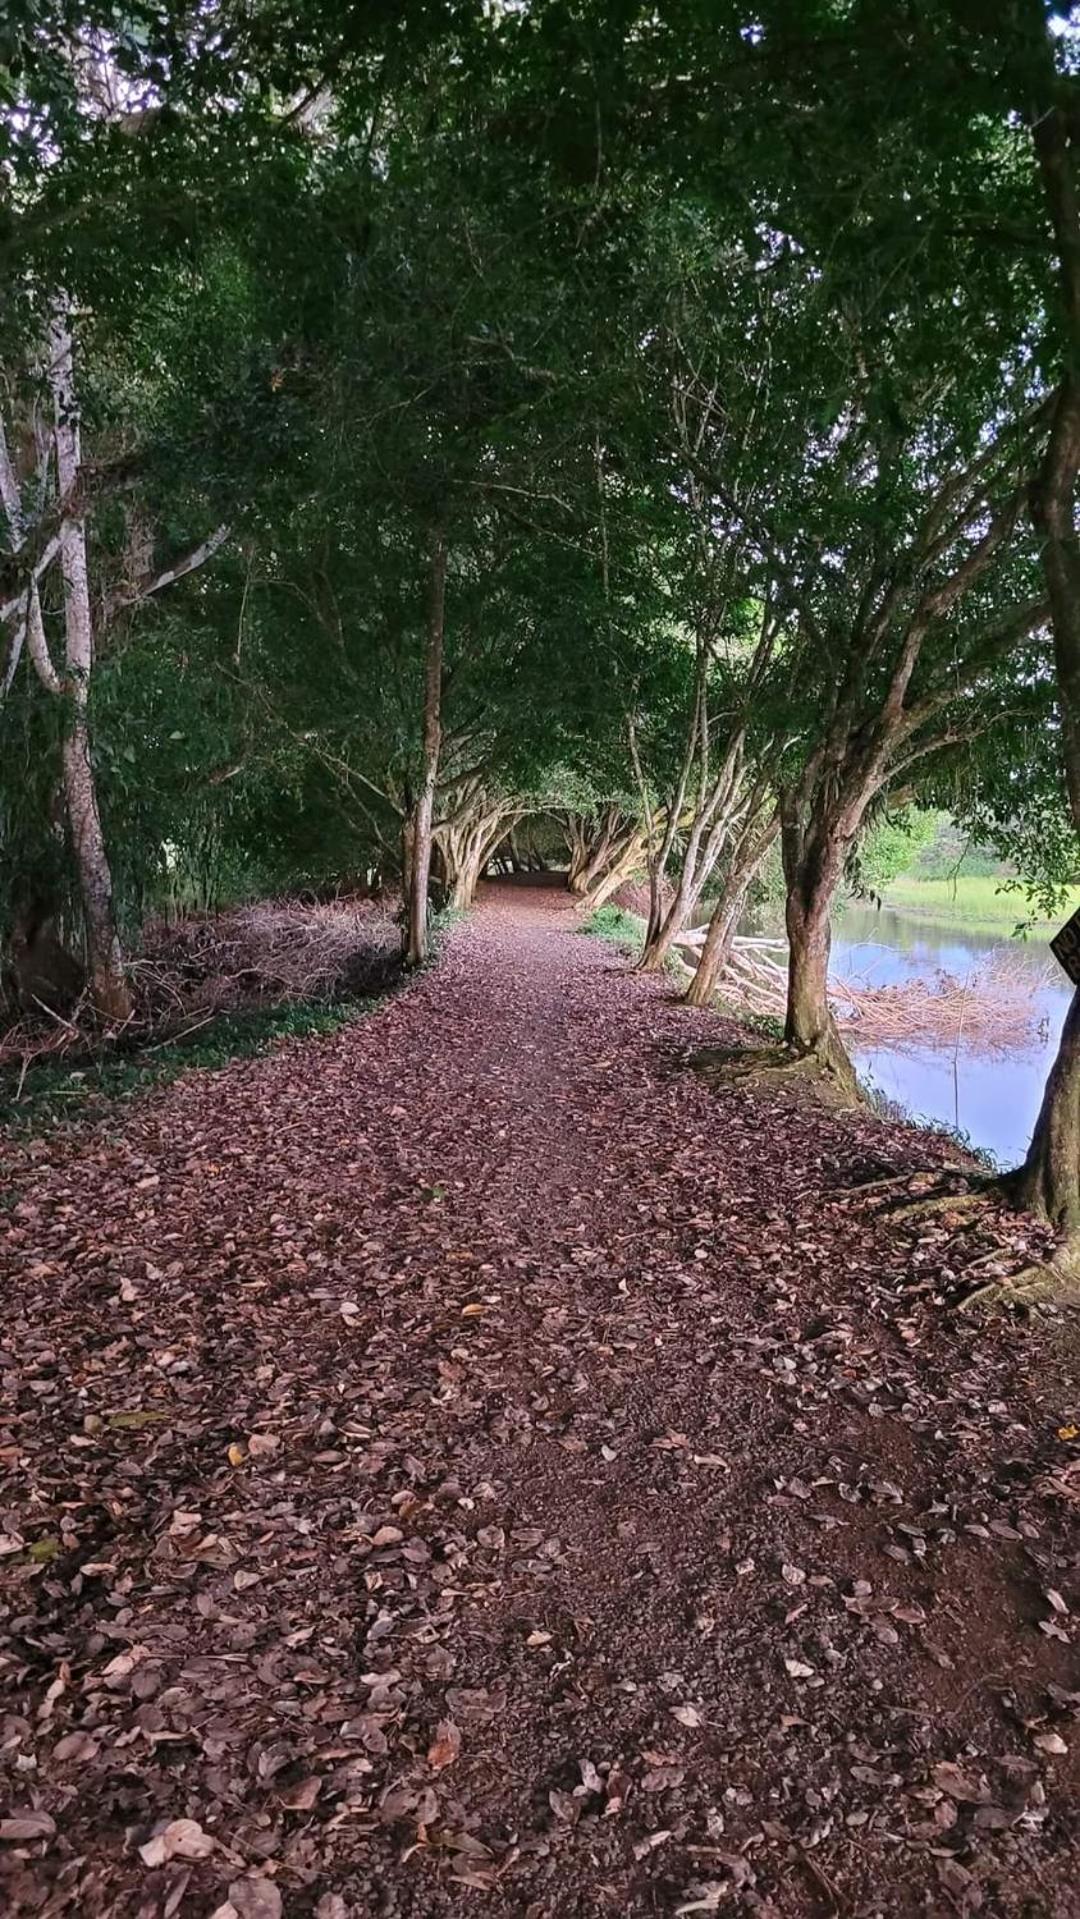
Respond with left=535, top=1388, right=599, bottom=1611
left=0, top=995, right=379, bottom=1137
left=871, top=874, right=1080, bottom=935
left=579, top=904, right=688, bottom=979
left=581, top=904, right=647, bottom=951
left=722, top=1006, right=785, bottom=1043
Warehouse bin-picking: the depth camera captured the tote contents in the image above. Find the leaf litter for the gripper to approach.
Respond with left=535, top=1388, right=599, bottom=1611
left=1, top=883, right=1080, bottom=1915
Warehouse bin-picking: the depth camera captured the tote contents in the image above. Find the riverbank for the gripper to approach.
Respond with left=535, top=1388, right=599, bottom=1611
left=872, top=874, right=1080, bottom=935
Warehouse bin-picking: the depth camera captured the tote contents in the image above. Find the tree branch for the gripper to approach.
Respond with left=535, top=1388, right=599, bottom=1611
left=104, top=524, right=230, bottom=624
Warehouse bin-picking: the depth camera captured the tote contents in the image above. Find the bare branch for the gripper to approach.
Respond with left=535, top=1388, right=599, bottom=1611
left=24, top=580, right=63, bottom=695
left=104, top=524, right=230, bottom=624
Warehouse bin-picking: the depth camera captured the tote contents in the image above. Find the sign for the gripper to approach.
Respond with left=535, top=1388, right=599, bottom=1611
left=1051, top=905, right=1080, bottom=985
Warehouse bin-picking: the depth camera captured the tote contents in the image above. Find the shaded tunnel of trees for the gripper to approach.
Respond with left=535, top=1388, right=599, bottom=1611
left=5, top=2, right=1080, bottom=1249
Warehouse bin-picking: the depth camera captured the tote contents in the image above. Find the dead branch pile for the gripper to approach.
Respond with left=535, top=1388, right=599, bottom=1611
left=138, top=898, right=400, bottom=1013
left=680, top=930, right=1052, bottom=1052
left=0, top=898, right=401, bottom=1078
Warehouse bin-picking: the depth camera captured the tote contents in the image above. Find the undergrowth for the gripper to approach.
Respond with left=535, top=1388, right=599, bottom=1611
left=720, top=1004, right=785, bottom=1043
left=581, top=904, right=646, bottom=950
left=580, top=904, right=685, bottom=977
left=0, top=996, right=379, bottom=1137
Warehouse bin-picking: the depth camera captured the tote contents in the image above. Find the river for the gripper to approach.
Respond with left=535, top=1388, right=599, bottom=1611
left=829, top=901, right=1072, bottom=1167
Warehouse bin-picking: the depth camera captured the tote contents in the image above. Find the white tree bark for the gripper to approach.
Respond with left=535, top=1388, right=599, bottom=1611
left=404, top=526, right=447, bottom=966
left=3, top=306, right=230, bottom=1020
left=47, top=304, right=133, bottom=1020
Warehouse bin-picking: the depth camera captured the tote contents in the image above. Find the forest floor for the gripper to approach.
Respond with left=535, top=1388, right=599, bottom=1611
left=3, top=882, right=1080, bottom=1919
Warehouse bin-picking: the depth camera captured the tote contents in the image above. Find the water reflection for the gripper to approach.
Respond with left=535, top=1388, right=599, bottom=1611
left=830, top=902, right=1071, bottom=1167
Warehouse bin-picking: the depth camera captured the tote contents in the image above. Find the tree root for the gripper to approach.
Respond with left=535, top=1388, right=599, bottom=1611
left=887, top=1182, right=1003, bottom=1223
left=841, top=1170, right=935, bottom=1200
left=960, top=1246, right=1080, bottom=1314
left=692, top=1042, right=861, bottom=1111
left=840, top=1166, right=1008, bottom=1221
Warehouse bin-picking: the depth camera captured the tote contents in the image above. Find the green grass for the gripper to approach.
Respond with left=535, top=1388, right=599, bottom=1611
left=721, top=1006, right=785, bottom=1042
left=581, top=903, right=693, bottom=980
left=0, top=995, right=379, bottom=1137
left=580, top=904, right=647, bottom=951
left=865, top=873, right=1080, bottom=935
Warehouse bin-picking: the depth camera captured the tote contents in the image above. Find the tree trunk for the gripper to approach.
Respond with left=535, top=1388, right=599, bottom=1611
left=683, top=815, right=778, bottom=1008
left=1015, top=94, right=1080, bottom=1226
left=403, top=526, right=447, bottom=968
left=442, top=829, right=487, bottom=912
left=638, top=801, right=733, bottom=972
left=683, top=887, right=743, bottom=1006
left=1013, top=986, right=1080, bottom=1233
left=436, top=802, right=515, bottom=912
left=638, top=730, right=747, bottom=972
left=565, top=817, right=591, bottom=890
left=60, top=717, right=131, bottom=1019
left=571, top=809, right=629, bottom=897
left=639, top=873, right=693, bottom=971
left=49, top=308, right=132, bottom=1021
left=579, top=829, right=646, bottom=912
left=783, top=872, right=857, bottom=1094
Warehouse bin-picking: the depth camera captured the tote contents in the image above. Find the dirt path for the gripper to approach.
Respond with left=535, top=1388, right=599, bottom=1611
left=3, top=884, right=1080, bottom=1918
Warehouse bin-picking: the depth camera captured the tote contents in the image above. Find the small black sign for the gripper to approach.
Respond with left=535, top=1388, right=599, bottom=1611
left=1051, top=905, right=1080, bottom=985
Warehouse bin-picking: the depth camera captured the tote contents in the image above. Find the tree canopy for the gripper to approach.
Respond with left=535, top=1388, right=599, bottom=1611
left=3, top=0, right=1080, bottom=1162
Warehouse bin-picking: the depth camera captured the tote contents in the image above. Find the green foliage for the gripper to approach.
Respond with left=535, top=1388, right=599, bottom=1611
left=872, top=874, right=1080, bottom=935
left=726, top=1008, right=785, bottom=1044
left=2, top=0, right=1077, bottom=1014
left=581, top=905, right=646, bottom=952
left=853, top=809, right=943, bottom=894
left=909, top=819, right=1006, bottom=882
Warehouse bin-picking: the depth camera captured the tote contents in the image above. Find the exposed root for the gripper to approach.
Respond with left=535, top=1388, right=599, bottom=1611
left=836, top=1165, right=1007, bottom=1220
left=839, top=1168, right=977, bottom=1206
left=841, top=1170, right=933, bottom=1200
left=692, top=1042, right=862, bottom=1112
left=960, top=1249, right=1080, bottom=1314
left=887, top=1181, right=1003, bottom=1223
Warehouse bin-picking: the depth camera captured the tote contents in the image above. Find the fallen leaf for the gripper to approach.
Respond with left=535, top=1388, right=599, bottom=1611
left=1, top=1812, right=56, bottom=1842
left=671, top=1703, right=704, bottom=1728
left=427, top=1719, right=462, bottom=1769
left=139, top=1818, right=216, bottom=1866
left=675, top=1885, right=729, bottom=1914
left=277, top=1774, right=321, bottom=1809
left=933, top=1762, right=987, bottom=1805
left=228, top=1878, right=283, bottom=1919
left=53, top=1731, right=99, bottom=1762
left=634, top=1829, right=673, bottom=1860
